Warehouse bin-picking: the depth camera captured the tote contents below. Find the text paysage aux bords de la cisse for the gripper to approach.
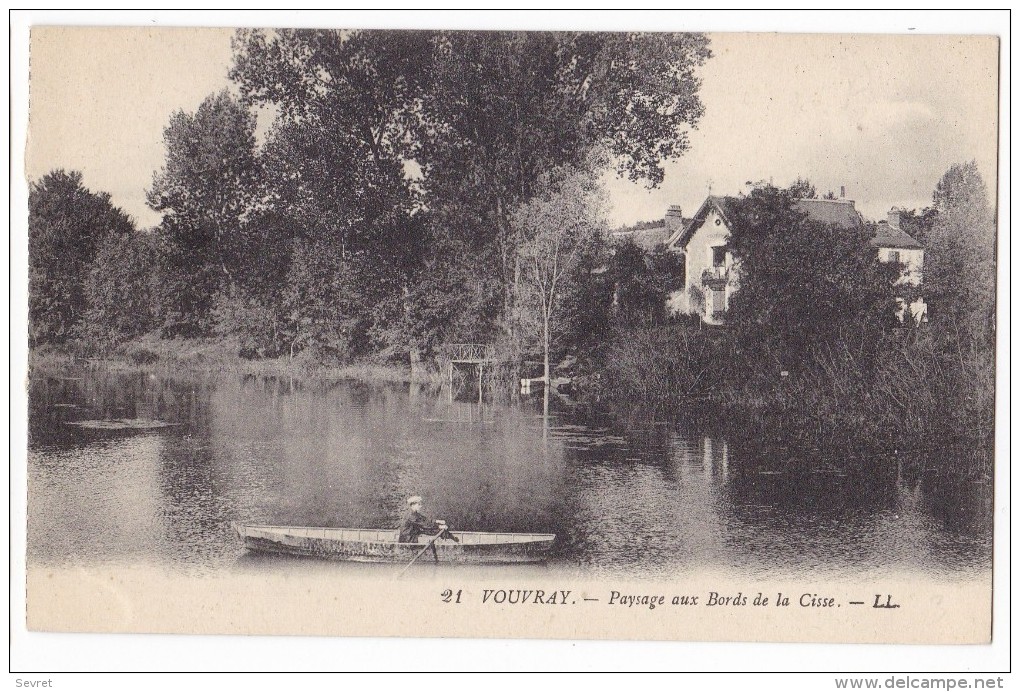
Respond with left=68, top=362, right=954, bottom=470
left=458, top=589, right=897, bottom=610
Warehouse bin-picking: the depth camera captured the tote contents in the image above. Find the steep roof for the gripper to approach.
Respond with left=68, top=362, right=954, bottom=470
left=871, top=221, right=924, bottom=249
left=668, top=194, right=924, bottom=253
left=671, top=195, right=867, bottom=250
left=668, top=196, right=738, bottom=248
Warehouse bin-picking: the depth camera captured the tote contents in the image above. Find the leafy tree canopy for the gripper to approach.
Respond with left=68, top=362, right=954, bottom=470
left=725, top=184, right=901, bottom=366
left=229, top=29, right=712, bottom=349
left=29, top=170, right=135, bottom=344
left=148, top=89, right=259, bottom=233
left=924, top=161, right=995, bottom=348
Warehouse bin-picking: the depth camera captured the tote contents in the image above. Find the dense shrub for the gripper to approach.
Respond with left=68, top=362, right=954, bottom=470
left=597, top=323, right=728, bottom=405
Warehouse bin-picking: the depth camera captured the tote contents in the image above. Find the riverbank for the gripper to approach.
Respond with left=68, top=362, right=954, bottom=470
left=579, top=322, right=996, bottom=477
left=28, top=335, right=430, bottom=385
left=28, top=331, right=994, bottom=478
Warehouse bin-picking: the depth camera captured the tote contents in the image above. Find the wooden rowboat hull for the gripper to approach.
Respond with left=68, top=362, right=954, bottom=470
left=234, top=523, right=555, bottom=564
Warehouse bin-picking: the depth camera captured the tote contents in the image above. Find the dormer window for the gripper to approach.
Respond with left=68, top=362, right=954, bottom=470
left=712, top=246, right=727, bottom=267
left=888, top=250, right=900, bottom=264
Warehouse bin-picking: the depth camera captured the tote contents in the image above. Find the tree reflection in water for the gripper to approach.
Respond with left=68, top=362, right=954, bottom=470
left=27, top=370, right=992, bottom=580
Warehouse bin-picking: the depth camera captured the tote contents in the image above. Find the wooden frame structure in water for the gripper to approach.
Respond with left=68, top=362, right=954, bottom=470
left=446, top=343, right=496, bottom=404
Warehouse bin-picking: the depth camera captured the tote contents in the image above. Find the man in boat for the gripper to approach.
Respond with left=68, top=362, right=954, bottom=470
left=399, top=496, right=459, bottom=543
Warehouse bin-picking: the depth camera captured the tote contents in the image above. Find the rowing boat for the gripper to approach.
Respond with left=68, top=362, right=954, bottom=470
left=233, top=523, right=555, bottom=564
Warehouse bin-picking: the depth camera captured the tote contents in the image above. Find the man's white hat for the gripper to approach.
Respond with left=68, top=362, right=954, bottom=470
left=407, top=496, right=423, bottom=505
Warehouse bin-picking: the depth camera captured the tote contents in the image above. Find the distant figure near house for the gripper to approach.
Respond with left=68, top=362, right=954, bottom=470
left=398, top=496, right=459, bottom=544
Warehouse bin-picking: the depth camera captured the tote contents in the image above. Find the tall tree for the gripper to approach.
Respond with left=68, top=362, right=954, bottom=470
left=924, top=162, right=996, bottom=349
left=230, top=30, right=431, bottom=361
left=230, top=29, right=427, bottom=254
left=419, top=31, right=712, bottom=346
left=147, top=90, right=260, bottom=335
left=511, top=166, right=607, bottom=398
left=28, top=170, right=135, bottom=345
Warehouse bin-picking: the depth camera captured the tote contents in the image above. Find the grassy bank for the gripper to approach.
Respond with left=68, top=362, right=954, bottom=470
left=28, top=335, right=442, bottom=385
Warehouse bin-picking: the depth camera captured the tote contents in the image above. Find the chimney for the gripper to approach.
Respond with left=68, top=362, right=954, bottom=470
left=840, top=186, right=846, bottom=199
left=887, top=207, right=902, bottom=228
left=665, top=205, right=684, bottom=233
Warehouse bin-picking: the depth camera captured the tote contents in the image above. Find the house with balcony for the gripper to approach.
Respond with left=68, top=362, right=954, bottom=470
left=663, top=195, right=753, bottom=324
left=663, top=195, right=926, bottom=325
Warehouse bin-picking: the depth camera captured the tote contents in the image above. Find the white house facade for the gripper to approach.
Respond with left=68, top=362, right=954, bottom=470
left=662, top=196, right=926, bottom=325
left=664, top=196, right=740, bottom=324
left=872, top=207, right=927, bottom=322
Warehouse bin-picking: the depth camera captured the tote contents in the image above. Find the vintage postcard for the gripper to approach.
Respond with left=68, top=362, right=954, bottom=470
left=16, top=17, right=1002, bottom=660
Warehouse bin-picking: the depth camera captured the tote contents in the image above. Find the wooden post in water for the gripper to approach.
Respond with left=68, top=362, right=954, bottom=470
left=477, top=363, right=483, bottom=404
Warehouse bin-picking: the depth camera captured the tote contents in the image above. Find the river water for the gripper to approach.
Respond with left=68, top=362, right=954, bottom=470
left=27, top=370, right=993, bottom=581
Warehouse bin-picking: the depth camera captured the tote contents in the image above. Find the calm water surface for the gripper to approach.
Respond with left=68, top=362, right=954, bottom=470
left=27, top=371, right=993, bottom=580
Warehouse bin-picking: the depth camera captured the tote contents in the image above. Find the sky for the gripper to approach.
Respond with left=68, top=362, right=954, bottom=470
left=24, top=21, right=1000, bottom=230
left=608, top=32, right=999, bottom=225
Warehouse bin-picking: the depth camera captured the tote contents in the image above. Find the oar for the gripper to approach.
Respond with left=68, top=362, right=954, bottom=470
left=396, top=531, right=445, bottom=578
